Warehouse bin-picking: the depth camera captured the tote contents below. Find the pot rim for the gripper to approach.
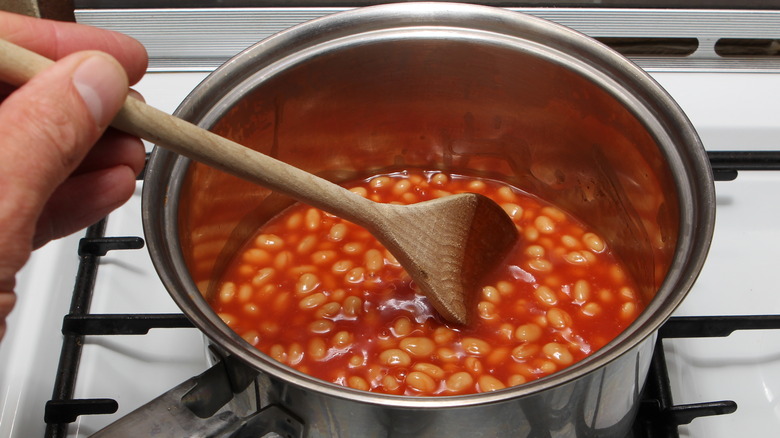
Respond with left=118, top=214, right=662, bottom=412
left=142, top=2, right=715, bottom=408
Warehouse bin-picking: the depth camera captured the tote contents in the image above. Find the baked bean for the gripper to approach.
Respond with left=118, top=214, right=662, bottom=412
left=370, top=176, right=392, bottom=188
left=350, top=186, right=368, bottom=197
left=433, top=327, right=456, bottom=345
left=347, top=376, right=370, bottom=391
left=367, top=365, right=383, bottom=383
left=296, top=235, right=317, bottom=254
left=348, top=355, right=364, bottom=367
left=561, top=235, right=579, bottom=249
left=620, top=302, right=637, bottom=319
left=527, top=259, right=552, bottom=272
left=270, top=344, right=287, bottom=363
left=388, top=318, right=410, bottom=338
left=218, top=282, right=236, bottom=304
left=288, top=343, right=304, bottom=365
left=400, top=337, right=436, bottom=357
left=573, top=279, right=591, bottom=303
left=581, top=302, right=601, bottom=317
left=563, top=251, right=589, bottom=265
left=477, top=375, right=506, bottom=392
left=406, top=371, right=437, bottom=393
left=284, top=212, right=303, bottom=230
left=311, top=250, right=338, bottom=266
left=610, top=265, right=627, bottom=283
left=464, top=357, right=484, bottom=375
left=308, top=338, right=327, bottom=360
left=309, top=319, right=335, bottom=334
left=331, top=259, right=353, bottom=275
left=237, top=264, right=257, bottom=278
left=243, top=303, right=260, bottom=316
left=582, top=232, right=605, bottom=252
left=251, top=267, right=275, bottom=288
left=481, top=286, right=500, bottom=303
left=524, top=226, right=540, bottom=242
left=547, top=308, right=573, bottom=329
left=242, top=248, right=271, bottom=265
left=507, top=374, right=527, bottom=387
left=430, top=173, right=449, bottom=186
left=446, top=372, right=474, bottom=392
left=534, top=285, right=557, bottom=306
left=328, top=223, right=348, bottom=241
left=515, top=323, right=543, bottom=343
left=379, top=349, right=411, bottom=367
left=486, top=347, right=510, bottom=366
left=345, top=267, right=365, bottom=284
left=477, top=301, right=497, bottom=320
left=511, top=343, right=540, bottom=361
left=542, top=342, right=574, bottom=365
left=399, top=192, right=417, bottom=203
left=436, top=347, right=459, bottom=363
left=582, top=251, right=597, bottom=263
left=541, top=207, right=566, bottom=222
left=525, top=244, right=545, bottom=258
left=305, top=208, right=322, bottom=231
left=534, top=215, right=555, bottom=234
left=316, top=302, right=342, bottom=318
left=413, top=363, right=445, bottom=379
left=462, top=337, right=492, bottom=356
left=497, top=186, right=516, bottom=202
left=343, top=242, right=364, bottom=254
left=619, top=287, right=637, bottom=300
left=364, top=249, right=384, bottom=273
left=255, top=234, right=283, bottom=251
left=539, top=360, right=557, bottom=374
left=392, top=179, right=412, bottom=195
left=382, top=375, right=401, bottom=392
left=273, top=250, right=293, bottom=270
left=343, top=296, right=362, bottom=316
left=467, top=180, right=486, bottom=191
left=496, top=281, right=514, bottom=296
left=295, top=273, right=320, bottom=295
left=242, top=330, right=260, bottom=345
left=502, top=203, right=523, bottom=220
left=217, top=313, right=235, bottom=327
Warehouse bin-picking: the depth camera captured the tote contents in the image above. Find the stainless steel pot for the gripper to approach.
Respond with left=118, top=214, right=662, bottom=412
left=125, top=3, right=714, bottom=437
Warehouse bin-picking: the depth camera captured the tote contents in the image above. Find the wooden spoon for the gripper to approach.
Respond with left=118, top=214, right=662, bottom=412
left=0, top=38, right=518, bottom=325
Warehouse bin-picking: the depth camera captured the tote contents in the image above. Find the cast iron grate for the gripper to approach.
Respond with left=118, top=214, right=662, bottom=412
left=42, top=151, right=780, bottom=438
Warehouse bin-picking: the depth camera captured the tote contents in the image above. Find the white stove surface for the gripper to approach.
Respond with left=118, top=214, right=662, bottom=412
left=1, top=66, right=779, bottom=438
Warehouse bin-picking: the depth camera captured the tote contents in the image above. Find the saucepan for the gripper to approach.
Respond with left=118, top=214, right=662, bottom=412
left=99, top=3, right=715, bottom=437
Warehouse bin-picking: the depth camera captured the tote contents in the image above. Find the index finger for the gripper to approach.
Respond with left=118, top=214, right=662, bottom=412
left=0, top=10, right=148, bottom=84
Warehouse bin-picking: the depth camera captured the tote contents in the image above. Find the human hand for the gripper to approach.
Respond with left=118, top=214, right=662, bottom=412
left=0, top=11, right=148, bottom=339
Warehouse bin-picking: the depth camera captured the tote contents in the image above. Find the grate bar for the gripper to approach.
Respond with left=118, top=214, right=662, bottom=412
left=62, top=313, right=194, bottom=335
left=660, top=315, right=780, bottom=338
left=44, top=399, right=119, bottom=425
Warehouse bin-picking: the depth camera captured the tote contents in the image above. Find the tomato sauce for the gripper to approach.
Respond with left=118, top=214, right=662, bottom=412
left=210, top=170, right=644, bottom=395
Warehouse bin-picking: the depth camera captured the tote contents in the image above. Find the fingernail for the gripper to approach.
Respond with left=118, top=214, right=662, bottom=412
left=72, top=54, right=127, bottom=127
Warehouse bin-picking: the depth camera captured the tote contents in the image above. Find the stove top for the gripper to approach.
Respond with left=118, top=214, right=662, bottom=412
left=1, top=6, right=779, bottom=438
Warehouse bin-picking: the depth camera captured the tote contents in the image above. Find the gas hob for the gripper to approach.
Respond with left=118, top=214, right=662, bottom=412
left=1, top=5, right=779, bottom=438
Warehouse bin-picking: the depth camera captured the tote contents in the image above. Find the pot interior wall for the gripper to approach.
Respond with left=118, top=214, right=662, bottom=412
left=176, top=36, right=679, bottom=306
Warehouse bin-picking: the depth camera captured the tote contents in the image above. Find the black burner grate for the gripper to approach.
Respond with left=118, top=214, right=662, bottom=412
left=43, top=151, right=780, bottom=437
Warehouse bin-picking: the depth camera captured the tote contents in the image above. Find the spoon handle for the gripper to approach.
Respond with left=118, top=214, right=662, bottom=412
left=0, top=38, right=379, bottom=227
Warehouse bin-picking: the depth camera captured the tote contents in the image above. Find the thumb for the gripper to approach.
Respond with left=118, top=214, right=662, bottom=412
left=0, top=51, right=128, bottom=290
